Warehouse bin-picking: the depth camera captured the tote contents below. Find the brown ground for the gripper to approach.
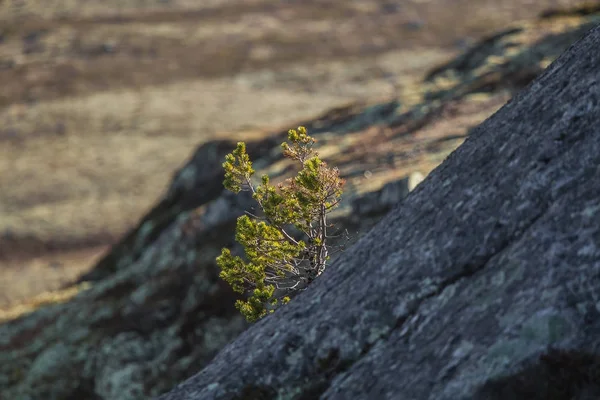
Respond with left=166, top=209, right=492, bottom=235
left=0, top=0, right=590, bottom=309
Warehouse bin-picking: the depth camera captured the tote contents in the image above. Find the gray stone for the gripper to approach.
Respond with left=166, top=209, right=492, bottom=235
left=157, top=24, right=600, bottom=400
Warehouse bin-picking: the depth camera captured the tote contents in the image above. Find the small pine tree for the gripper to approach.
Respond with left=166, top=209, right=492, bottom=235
left=216, top=126, right=347, bottom=322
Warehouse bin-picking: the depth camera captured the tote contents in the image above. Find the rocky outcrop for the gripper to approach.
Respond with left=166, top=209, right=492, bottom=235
left=1, top=10, right=600, bottom=400
left=157, top=23, right=600, bottom=400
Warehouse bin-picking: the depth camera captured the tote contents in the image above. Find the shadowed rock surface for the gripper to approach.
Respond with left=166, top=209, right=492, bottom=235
left=1, top=9, right=600, bottom=400
left=157, top=24, right=600, bottom=400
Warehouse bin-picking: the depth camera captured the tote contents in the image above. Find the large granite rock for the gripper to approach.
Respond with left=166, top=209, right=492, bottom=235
left=157, top=24, right=600, bottom=400
left=1, top=9, right=599, bottom=400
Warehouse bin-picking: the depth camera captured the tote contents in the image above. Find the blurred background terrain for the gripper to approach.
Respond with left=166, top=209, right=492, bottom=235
left=0, top=0, right=595, bottom=312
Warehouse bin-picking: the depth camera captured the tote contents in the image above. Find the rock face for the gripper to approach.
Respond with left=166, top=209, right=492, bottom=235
left=157, top=24, right=600, bottom=400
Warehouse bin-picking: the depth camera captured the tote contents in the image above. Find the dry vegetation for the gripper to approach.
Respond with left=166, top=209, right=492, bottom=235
left=0, top=0, right=590, bottom=309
